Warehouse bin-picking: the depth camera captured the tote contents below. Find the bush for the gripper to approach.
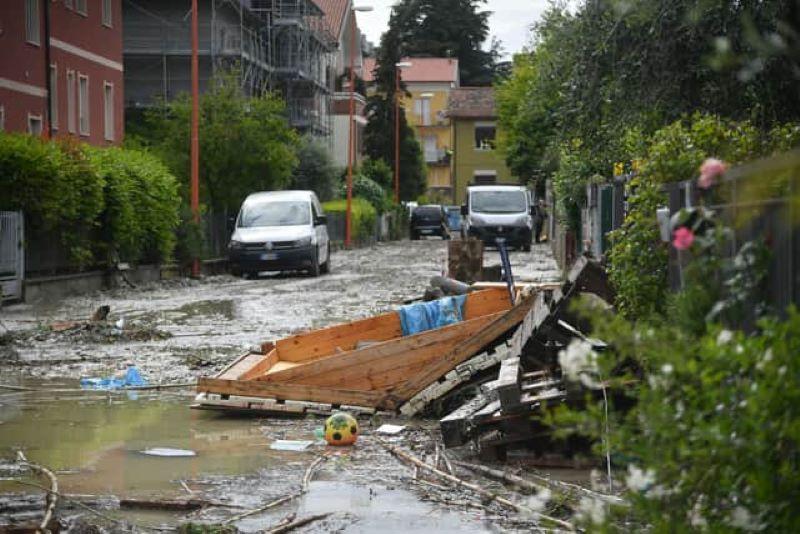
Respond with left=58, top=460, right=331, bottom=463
left=291, top=136, right=338, bottom=201
left=0, top=132, right=180, bottom=268
left=361, top=157, right=393, bottom=191
left=322, top=198, right=377, bottom=242
left=89, top=147, right=180, bottom=263
left=338, top=175, right=388, bottom=213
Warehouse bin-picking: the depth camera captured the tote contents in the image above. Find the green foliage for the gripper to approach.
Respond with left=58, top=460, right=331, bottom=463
left=291, top=136, right=338, bottom=201
left=338, top=174, right=388, bottom=214
left=89, top=147, right=180, bottom=263
left=322, top=198, right=377, bottom=242
left=0, top=133, right=180, bottom=268
left=135, top=73, right=298, bottom=213
left=360, top=158, right=393, bottom=191
left=552, top=140, right=599, bottom=231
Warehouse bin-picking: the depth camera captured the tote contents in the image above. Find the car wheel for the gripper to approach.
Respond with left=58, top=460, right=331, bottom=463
left=320, top=244, right=331, bottom=274
left=309, top=248, right=321, bottom=277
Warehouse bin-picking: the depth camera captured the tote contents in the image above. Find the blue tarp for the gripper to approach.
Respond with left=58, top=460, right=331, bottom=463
left=399, top=295, right=467, bottom=336
left=80, top=366, right=147, bottom=390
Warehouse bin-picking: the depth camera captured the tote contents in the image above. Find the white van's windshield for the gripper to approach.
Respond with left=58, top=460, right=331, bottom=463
left=239, top=200, right=310, bottom=227
left=471, top=191, right=527, bottom=214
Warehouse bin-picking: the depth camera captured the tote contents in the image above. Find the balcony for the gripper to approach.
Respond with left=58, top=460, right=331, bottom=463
left=424, top=148, right=451, bottom=166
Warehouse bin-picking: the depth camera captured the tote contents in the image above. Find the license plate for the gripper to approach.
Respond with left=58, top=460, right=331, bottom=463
left=420, top=229, right=433, bottom=234
left=261, top=253, right=278, bottom=260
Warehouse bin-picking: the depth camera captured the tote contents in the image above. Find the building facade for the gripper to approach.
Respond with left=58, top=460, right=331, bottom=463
left=448, top=87, right=515, bottom=205
left=0, top=0, right=124, bottom=145
left=363, top=57, right=459, bottom=199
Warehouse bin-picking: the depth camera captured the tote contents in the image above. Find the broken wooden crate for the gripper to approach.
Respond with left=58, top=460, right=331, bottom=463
left=193, top=287, right=536, bottom=415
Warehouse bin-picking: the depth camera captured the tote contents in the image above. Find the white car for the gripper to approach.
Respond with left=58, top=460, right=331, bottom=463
left=228, top=191, right=331, bottom=277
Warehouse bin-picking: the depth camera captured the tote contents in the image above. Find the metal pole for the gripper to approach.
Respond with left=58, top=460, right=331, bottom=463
left=345, top=12, right=356, bottom=248
left=191, top=0, right=201, bottom=278
left=394, top=66, right=400, bottom=203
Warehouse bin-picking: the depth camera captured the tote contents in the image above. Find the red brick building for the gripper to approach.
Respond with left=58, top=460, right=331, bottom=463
left=0, top=0, right=123, bottom=145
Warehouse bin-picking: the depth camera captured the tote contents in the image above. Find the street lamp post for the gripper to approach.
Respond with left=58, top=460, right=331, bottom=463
left=190, top=0, right=200, bottom=278
left=394, top=61, right=412, bottom=203
left=345, top=5, right=373, bottom=249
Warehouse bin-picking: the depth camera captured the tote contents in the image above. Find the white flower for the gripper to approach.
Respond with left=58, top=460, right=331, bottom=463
left=526, top=488, right=552, bottom=512
left=727, top=506, right=764, bottom=531
left=778, top=365, right=787, bottom=376
left=558, top=339, right=600, bottom=388
left=717, top=330, right=733, bottom=345
left=688, top=499, right=708, bottom=528
left=763, top=349, right=773, bottom=362
left=576, top=497, right=606, bottom=525
left=661, top=363, right=674, bottom=375
left=625, top=464, right=656, bottom=491
left=736, top=344, right=744, bottom=354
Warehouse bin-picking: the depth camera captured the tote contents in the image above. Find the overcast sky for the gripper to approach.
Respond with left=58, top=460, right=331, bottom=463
left=355, top=1, right=554, bottom=59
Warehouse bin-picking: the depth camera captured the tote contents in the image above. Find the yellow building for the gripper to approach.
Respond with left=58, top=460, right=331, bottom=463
left=364, top=57, right=460, bottom=200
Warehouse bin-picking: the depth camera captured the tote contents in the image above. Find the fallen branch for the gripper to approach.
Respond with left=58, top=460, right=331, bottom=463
left=266, top=513, right=331, bottom=534
left=225, top=455, right=325, bottom=524
left=519, top=467, right=625, bottom=505
left=13, top=480, right=121, bottom=527
left=17, top=452, right=58, bottom=533
left=120, top=497, right=243, bottom=511
left=376, top=439, right=574, bottom=530
left=454, top=460, right=547, bottom=495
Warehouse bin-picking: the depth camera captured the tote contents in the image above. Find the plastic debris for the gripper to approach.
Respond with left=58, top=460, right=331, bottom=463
left=80, top=365, right=147, bottom=390
left=375, top=424, right=407, bottom=435
left=140, top=448, right=196, bottom=457
left=270, top=440, right=315, bottom=451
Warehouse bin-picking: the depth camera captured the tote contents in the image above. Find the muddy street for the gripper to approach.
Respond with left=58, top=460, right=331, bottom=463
left=0, top=240, right=565, bottom=532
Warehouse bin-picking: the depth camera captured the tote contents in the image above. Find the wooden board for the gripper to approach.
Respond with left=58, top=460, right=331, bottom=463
left=496, top=356, right=522, bottom=411
left=197, top=377, right=393, bottom=409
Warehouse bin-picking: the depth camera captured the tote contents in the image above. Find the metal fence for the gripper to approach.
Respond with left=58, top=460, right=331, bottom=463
left=665, top=151, right=800, bottom=315
left=0, top=211, right=24, bottom=302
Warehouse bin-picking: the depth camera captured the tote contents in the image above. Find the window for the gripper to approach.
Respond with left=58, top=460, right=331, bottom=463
left=103, top=82, right=114, bottom=141
left=0, top=106, right=5, bottom=131
left=473, top=172, right=497, bottom=185
left=78, top=74, right=89, bottom=136
left=49, top=65, right=58, bottom=130
left=75, top=0, right=87, bottom=16
left=423, top=135, right=438, bottom=163
left=102, top=0, right=112, bottom=27
left=474, top=122, right=497, bottom=150
left=25, top=0, right=40, bottom=45
left=28, top=114, right=43, bottom=136
left=67, top=70, right=76, bottom=133
left=414, top=98, right=431, bottom=126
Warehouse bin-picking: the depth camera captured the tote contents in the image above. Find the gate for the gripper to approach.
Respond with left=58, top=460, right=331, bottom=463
left=0, top=211, right=24, bottom=302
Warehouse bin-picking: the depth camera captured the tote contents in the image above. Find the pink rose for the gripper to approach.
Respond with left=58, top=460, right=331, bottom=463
left=672, top=227, right=695, bottom=250
left=698, top=158, right=727, bottom=189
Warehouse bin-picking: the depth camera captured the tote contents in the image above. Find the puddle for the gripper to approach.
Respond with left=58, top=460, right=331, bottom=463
left=171, top=299, right=236, bottom=323
left=0, top=384, right=317, bottom=499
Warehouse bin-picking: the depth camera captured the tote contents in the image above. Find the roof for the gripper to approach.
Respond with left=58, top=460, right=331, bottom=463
left=244, top=191, right=318, bottom=204
left=448, top=87, right=497, bottom=119
left=361, top=57, right=459, bottom=84
left=313, top=0, right=349, bottom=42
left=467, top=185, right=527, bottom=192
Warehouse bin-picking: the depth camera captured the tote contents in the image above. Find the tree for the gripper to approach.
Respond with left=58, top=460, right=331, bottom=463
left=134, top=74, right=298, bottom=214
left=291, top=136, right=337, bottom=201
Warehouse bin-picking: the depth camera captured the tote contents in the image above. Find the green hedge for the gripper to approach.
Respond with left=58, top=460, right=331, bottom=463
left=0, top=132, right=180, bottom=267
left=323, top=198, right=376, bottom=242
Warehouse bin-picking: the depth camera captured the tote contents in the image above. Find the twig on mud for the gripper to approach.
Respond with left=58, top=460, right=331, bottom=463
left=224, top=456, right=325, bottom=525
left=13, top=480, right=122, bottom=527
left=376, top=438, right=575, bottom=531
left=511, top=466, right=625, bottom=506
left=265, top=512, right=331, bottom=534
left=440, top=449, right=454, bottom=475
left=17, top=451, right=58, bottom=532
left=453, top=461, right=548, bottom=495
left=179, top=480, right=195, bottom=494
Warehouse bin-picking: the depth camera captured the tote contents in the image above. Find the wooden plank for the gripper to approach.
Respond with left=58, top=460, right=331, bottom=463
left=259, top=313, right=501, bottom=387
left=239, top=348, right=280, bottom=380
left=218, top=352, right=265, bottom=380
left=197, top=377, right=391, bottom=409
left=496, top=356, right=522, bottom=411
left=389, top=293, right=536, bottom=403
left=462, top=288, right=512, bottom=319
left=440, top=393, right=491, bottom=448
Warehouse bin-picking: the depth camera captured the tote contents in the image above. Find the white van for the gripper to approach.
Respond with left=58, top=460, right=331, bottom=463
left=461, top=185, right=533, bottom=251
left=228, top=191, right=330, bottom=277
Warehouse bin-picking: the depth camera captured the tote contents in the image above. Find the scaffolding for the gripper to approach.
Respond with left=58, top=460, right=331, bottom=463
left=123, top=0, right=335, bottom=137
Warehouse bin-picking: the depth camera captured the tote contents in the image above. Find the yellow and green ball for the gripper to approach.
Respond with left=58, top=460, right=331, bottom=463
left=324, top=412, right=359, bottom=446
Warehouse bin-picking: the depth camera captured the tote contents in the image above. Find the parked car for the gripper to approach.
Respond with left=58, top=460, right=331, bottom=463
left=228, top=191, right=330, bottom=277
left=461, top=185, right=533, bottom=251
left=410, top=204, right=450, bottom=240
left=445, top=205, right=462, bottom=232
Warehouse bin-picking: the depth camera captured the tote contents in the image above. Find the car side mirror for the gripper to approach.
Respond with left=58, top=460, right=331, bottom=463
left=529, top=205, right=535, bottom=215
left=460, top=204, right=467, bottom=216
left=314, top=215, right=328, bottom=226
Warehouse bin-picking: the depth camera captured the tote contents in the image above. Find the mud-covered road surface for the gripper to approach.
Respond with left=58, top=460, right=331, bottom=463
left=0, top=240, right=567, bottom=532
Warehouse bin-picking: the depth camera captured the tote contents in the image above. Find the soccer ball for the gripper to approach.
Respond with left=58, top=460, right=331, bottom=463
left=324, top=412, right=359, bottom=446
